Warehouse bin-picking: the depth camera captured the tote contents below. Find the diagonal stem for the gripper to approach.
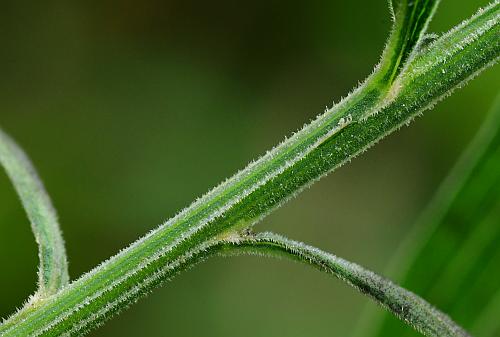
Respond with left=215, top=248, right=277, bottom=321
left=0, top=2, right=498, bottom=336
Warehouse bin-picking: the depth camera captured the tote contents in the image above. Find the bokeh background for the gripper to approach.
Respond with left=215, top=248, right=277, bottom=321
left=0, top=1, right=498, bottom=336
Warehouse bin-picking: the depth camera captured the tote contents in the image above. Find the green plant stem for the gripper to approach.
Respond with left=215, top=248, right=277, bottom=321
left=0, top=2, right=498, bottom=336
left=220, top=232, right=470, bottom=337
left=0, top=129, right=69, bottom=297
left=358, top=93, right=500, bottom=337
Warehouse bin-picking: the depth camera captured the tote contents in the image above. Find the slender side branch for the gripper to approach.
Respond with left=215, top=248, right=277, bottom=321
left=377, top=0, right=440, bottom=84
left=219, top=232, right=470, bottom=337
left=0, top=129, right=69, bottom=297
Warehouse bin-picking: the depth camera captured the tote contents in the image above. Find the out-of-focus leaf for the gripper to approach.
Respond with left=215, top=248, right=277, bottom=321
left=364, top=93, right=500, bottom=336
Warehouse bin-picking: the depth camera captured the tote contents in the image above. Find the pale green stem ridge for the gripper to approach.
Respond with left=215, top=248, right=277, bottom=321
left=0, top=2, right=498, bottom=336
left=220, top=232, right=470, bottom=337
left=0, top=128, right=69, bottom=297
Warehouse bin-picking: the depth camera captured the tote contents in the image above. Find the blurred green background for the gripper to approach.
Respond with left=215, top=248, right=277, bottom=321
left=0, top=1, right=498, bottom=336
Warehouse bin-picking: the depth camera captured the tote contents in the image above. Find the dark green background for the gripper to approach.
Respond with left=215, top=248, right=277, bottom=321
left=0, top=1, right=498, bottom=336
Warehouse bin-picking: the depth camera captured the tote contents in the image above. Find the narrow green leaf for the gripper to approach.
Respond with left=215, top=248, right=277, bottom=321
left=471, top=288, right=500, bottom=336
left=377, top=0, right=440, bottom=85
left=0, top=128, right=69, bottom=297
left=220, top=232, right=470, bottom=337
left=361, top=92, right=500, bottom=337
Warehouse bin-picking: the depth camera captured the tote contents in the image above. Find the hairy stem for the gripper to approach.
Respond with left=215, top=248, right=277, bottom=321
left=0, top=129, right=69, bottom=297
left=220, top=232, right=470, bottom=337
left=1, top=1, right=498, bottom=336
left=357, top=93, right=500, bottom=337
